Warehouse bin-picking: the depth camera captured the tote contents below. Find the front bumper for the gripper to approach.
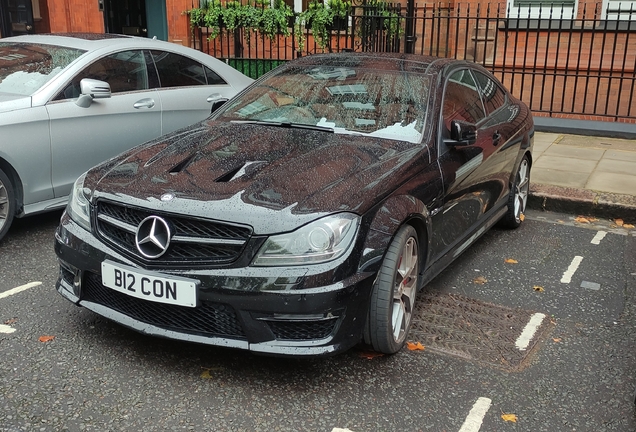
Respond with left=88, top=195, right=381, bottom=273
left=54, top=213, right=376, bottom=356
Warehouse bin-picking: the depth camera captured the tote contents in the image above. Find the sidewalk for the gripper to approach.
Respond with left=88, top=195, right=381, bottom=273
left=528, top=132, right=636, bottom=222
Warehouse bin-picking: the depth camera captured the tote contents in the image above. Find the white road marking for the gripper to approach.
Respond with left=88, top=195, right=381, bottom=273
left=561, top=256, right=583, bottom=283
left=0, top=282, right=42, bottom=300
left=458, top=397, right=492, bottom=432
left=0, top=324, right=16, bottom=334
left=515, top=313, right=546, bottom=351
left=591, top=231, right=607, bottom=245
left=332, top=429, right=354, bottom=432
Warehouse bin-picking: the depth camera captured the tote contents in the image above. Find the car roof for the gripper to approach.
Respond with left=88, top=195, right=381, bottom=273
left=0, top=33, right=188, bottom=52
left=287, top=52, right=457, bottom=75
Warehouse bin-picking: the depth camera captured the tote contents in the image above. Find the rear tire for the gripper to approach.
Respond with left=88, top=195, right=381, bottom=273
left=501, top=155, right=530, bottom=229
left=0, top=168, right=16, bottom=242
left=366, top=225, right=419, bottom=354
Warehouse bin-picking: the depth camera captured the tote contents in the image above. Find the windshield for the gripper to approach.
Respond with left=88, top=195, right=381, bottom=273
left=218, top=65, right=430, bottom=143
left=0, top=42, right=86, bottom=96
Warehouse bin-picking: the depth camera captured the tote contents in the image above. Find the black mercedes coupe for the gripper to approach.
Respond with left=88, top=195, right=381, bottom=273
left=54, top=53, right=534, bottom=356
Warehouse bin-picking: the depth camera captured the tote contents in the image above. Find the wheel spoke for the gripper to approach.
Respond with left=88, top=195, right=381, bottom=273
left=391, top=301, right=405, bottom=340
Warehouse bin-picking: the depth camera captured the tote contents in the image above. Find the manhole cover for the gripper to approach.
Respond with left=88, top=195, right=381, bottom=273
left=409, top=292, right=553, bottom=371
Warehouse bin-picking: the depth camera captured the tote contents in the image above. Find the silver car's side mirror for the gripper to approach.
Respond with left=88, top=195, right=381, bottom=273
left=76, top=78, right=111, bottom=108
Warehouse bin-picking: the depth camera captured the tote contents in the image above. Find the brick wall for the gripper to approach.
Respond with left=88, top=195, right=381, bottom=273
left=46, top=0, right=104, bottom=33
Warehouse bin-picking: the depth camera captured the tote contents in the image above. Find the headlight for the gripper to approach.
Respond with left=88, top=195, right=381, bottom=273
left=252, top=213, right=360, bottom=266
left=67, top=173, right=91, bottom=231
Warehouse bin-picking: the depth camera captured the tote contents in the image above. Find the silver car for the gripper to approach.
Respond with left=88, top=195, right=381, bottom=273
left=0, top=33, right=253, bottom=241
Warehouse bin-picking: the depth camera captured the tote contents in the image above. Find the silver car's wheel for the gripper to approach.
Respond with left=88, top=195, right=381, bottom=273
left=501, top=155, right=530, bottom=229
left=0, top=169, right=16, bottom=242
left=367, top=225, right=419, bottom=354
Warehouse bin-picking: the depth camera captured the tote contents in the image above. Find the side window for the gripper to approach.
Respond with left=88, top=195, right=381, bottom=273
left=54, top=50, right=148, bottom=100
left=150, top=50, right=226, bottom=87
left=205, top=66, right=226, bottom=85
left=473, top=70, right=507, bottom=116
left=441, top=69, right=486, bottom=134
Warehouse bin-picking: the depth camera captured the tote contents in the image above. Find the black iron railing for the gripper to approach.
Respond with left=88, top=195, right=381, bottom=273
left=191, top=2, right=636, bottom=122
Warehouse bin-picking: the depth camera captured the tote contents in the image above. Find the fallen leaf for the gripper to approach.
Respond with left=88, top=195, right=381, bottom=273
left=520, top=213, right=525, bottom=222
left=200, top=370, right=213, bottom=379
left=359, top=351, right=384, bottom=360
left=4, top=318, right=17, bottom=325
left=624, top=223, right=634, bottom=229
left=505, top=258, right=518, bottom=264
left=38, top=335, right=55, bottom=343
left=501, top=413, right=518, bottom=423
left=406, top=341, right=425, bottom=351
left=553, top=338, right=562, bottom=343
left=615, top=218, right=624, bottom=226
left=575, top=216, right=590, bottom=224
left=533, top=285, right=545, bottom=292
left=473, top=276, right=487, bottom=285
left=557, top=219, right=564, bottom=224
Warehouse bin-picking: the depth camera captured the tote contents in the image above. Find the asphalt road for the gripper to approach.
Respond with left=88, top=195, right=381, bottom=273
left=1, top=209, right=635, bottom=432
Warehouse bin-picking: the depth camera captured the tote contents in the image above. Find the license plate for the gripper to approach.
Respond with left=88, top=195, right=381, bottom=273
left=101, top=261, right=197, bottom=308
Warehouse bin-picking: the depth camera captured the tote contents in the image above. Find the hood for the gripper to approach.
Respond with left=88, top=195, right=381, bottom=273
left=0, top=93, right=31, bottom=114
left=86, top=121, right=428, bottom=234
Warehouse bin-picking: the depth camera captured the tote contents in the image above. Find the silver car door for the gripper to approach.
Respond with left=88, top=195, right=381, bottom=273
left=46, top=50, right=162, bottom=198
left=149, top=50, right=237, bottom=135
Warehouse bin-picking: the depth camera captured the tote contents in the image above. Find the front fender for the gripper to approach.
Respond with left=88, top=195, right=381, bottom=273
left=359, top=195, right=431, bottom=274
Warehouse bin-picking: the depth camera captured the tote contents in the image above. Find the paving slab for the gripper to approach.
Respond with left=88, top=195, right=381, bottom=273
left=533, top=155, right=599, bottom=173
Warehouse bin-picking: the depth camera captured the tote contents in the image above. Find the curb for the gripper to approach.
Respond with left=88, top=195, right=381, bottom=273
left=528, top=183, right=636, bottom=223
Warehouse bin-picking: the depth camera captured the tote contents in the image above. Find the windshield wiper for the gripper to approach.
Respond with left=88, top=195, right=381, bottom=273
left=231, top=119, right=334, bottom=133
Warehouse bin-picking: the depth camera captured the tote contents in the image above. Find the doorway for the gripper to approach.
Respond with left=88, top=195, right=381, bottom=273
left=103, top=0, right=168, bottom=40
left=0, top=0, right=35, bottom=37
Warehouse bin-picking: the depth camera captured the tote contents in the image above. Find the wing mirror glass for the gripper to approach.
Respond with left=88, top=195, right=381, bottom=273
left=446, top=120, right=477, bottom=146
left=76, top=78, right=111, bottom=108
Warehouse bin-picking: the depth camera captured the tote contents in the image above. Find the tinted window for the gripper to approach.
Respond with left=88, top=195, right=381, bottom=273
left=473, top=70, right=507, bottom=116
left=0, top=42, right=85, bottom=96
left=205, top=66, right=226, bottom=85
left=56, top=50, right=148, bottom=100
left=151, top=51, right=225, bottom=87
left=442, top=69, right=485, bottom=131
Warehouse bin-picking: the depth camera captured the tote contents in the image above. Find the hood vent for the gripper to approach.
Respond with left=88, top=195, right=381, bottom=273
left=215, top=161, right=266, bottom=183
left=169, top=154, right=198, bottom=174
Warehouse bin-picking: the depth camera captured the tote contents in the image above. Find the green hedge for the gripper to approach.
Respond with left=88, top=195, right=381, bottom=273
left=225, top=58, right=288, bottom=79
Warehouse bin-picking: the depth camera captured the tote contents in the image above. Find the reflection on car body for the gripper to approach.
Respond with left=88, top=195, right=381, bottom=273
left=54, top=53, right=534, bottom=357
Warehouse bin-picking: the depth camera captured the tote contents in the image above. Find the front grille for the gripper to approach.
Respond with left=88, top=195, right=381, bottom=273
left=267, top=319, right=338, bottom=340
left=82, top=272, right=246, bottom=339
left=95, top=201, right=252, bottom=266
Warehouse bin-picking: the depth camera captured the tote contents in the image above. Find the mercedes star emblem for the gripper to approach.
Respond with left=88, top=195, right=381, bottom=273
left=135, top=216, right=172, bottom=259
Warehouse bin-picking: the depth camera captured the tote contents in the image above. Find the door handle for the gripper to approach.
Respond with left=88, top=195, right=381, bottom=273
left=206, top=93, right=223, bottom=103
left=133, top=99, right=155, bottom=109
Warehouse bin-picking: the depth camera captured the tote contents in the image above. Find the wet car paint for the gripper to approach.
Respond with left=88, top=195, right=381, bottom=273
left=55, top=53, right=534, bottom=356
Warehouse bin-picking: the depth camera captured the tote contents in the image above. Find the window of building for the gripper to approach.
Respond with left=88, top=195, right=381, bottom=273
left=506, top=0, right=577, bottom=19
left=602, top=0, right=636, bottom=19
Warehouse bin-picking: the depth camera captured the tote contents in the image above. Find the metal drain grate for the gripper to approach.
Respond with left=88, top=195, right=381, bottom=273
left=409, top=292, right=553, bottom=371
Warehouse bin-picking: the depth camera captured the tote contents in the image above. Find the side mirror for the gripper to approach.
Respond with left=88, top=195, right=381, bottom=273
left=446, top=120, right=477, bottom=146
left=75, top=78, right=111, bottom=108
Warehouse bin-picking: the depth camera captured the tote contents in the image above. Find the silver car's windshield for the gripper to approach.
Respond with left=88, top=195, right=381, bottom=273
left=0, top=42, right=86, bottom=96
left=219, top=65, right=430, bottom=143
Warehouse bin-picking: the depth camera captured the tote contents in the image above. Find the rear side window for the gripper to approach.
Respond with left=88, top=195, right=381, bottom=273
left=473, top=70, right=507, bottom=115
left=55, top=49, right=149, bottom=100
left=150, top=50, right=227, bottom=87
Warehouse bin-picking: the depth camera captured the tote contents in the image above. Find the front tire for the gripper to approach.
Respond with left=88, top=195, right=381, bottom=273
left=501, top=155, right=530, bottom=229
left=367, top=225, right=419, bottom=354
left=0, top=168, right=16, bottom=242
